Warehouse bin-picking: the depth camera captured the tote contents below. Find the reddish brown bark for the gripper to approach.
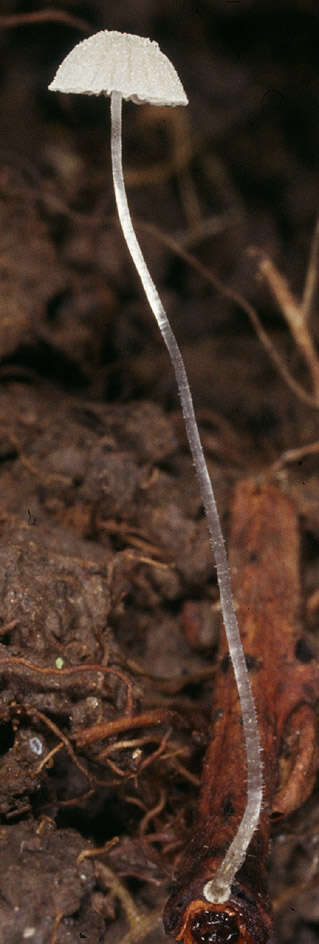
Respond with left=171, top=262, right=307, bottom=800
left=164, top=480, right=319, bottom=944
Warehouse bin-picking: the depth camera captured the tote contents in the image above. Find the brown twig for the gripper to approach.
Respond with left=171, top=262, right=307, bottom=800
left=48, top=789, right=94, bottom=810
left=105, top=756, right=128, bottom=778
left=139, top=789, right=167, bottom=836
left=76, top=836, right=119, bottom=865
left=32, top=742, right=63, bottom=776
left=302, top=218, right=319, bottom=320
left=0, top=10, right=91, bottom=32
left=166, top=755, right=201, bottom=788
left=138, top=728, right=172, bottom=773
left=97, top=733, right=165, bottom=762
left=96, top=862, right=163, bottom=944
left=76, top=708, right=176, bottom=748
left=49, top=911, right=63, bottom=944
left=250, top=247, right=319, bottom=398
left=0, top=619, right=17, bottom=636
left=99, top=518, right=171, bottom=563
left=0, top=655, right=134, bottom=713
left=24, top=704, right=144, bottom=790
left=270, top=438, right=319, bottom=473
left=136, top=219, right=319, bottom=409
left=25, top=707, right=92, bottom=785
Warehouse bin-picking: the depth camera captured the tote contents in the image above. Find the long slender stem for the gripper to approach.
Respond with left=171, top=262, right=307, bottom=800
left=110, top=90, right=263, bottom=903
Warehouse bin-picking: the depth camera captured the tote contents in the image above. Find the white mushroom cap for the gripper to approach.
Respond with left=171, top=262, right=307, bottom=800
left=49, top=30, right=188, bottom=107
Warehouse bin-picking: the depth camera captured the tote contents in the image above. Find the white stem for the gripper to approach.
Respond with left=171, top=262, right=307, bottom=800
left=110, top=90, right=263, bottom=903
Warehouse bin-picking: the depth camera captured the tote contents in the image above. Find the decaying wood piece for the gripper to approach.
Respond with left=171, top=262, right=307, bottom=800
left=164, top=480, right=319, bottom=944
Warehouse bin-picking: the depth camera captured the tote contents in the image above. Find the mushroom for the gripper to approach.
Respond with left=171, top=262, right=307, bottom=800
left=49, top=30, right=263, bottom=904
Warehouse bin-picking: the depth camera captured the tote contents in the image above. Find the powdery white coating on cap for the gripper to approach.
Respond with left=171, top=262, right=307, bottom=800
left=49, top=30, right=188, bottom=107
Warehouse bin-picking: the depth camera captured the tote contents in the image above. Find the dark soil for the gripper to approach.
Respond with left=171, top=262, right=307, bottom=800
left=0, top=2, right=318, bottom=942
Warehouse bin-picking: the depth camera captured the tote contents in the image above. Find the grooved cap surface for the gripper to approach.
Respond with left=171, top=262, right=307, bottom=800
left=49, top=30, right=188, bottom=106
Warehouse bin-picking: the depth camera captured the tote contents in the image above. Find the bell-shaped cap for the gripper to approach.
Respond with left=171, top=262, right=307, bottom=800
left=49, top=30, right=188, bottom=107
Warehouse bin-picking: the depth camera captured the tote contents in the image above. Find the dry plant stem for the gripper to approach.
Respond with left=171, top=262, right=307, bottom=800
left=271, top=438, right=319, bottom=473
left=110, top=89, right=263, bottom=902
left=49, top=911, right=63, bottom=944
left=255, top=251, right=319, bottom=398
left=302, top=217, right=319, bottom=320
left=97, top=862, right=162, bottom=944
left=138, top=220, right=319, bottom=409
left=76, top=837, right=119, bottom=865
